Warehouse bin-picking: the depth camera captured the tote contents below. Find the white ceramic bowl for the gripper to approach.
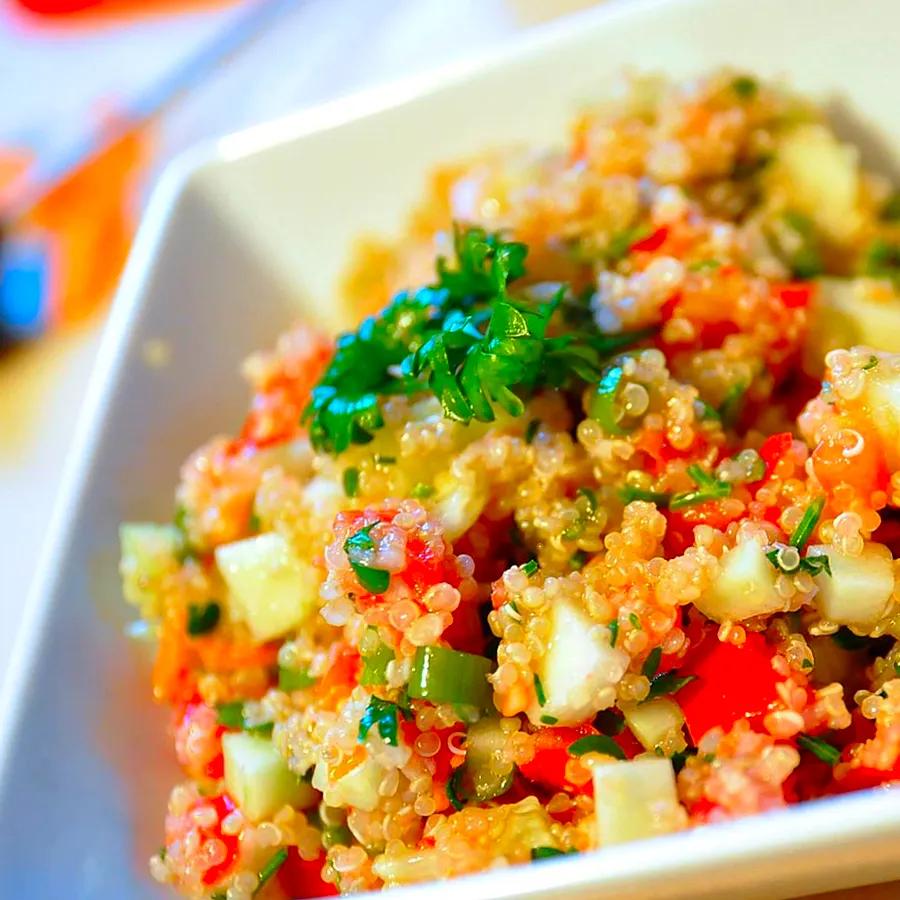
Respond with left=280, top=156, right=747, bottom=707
left=3, top=0, right=900, bottom=896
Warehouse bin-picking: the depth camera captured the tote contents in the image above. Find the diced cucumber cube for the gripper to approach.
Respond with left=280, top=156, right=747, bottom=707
left=623, top=698, right=685, bottom=752
left=592, top=757, right=682, bottom=845
left=696, top=540, right=783, bottom=623
left=528, top=596, right=629, bottom=726
left=312, top=754, right=385, bottom=812
left=119, top=523, right=183, bottom=618
left=466, top=717, right=514, bottom=801
left=215, top=533, right=320, bottom=642
left=810, top=542, right=895, bottom=629
left=223, top=732, right=315, bottom=822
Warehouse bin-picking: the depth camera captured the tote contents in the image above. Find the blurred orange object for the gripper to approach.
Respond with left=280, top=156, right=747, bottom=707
left=17, top=120, right=153, bottom=326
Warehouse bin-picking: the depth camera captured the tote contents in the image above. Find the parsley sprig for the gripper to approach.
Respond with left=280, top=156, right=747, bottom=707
left=358, top=695, right=411, bottom=746
left=305, top=226, right=649, bottom=454
left=669, top=464, right=731, bottom=510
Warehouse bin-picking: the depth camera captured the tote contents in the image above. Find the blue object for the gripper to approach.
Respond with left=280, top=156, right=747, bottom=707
left=0, top=238, right=49, bottom=339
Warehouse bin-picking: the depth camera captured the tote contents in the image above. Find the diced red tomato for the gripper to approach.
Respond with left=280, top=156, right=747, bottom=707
left=754, top=431, right=793, bottom=484
left=442, top=599, right=487, bottom=655
left=664, top=501, right=742, bottom=556
left=277, top=849, right=339, bottom=898
left=831, top=761, right=900, bottom=794
left=677, top=631, right=780, bottom=743
left=772, top=282, right=815, bottom=309
left=202, top=794, right=240, bottom=886
left=630, top=226, right=669, bottom=254
left=518, top=725, right=597, bottom=792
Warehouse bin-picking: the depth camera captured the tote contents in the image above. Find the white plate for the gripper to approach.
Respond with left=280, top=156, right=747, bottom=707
left=2, top=0, right=900, bottom=897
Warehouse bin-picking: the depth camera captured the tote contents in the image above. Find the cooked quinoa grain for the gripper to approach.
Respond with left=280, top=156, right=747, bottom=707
left=122, top=71, right=900, bottom=898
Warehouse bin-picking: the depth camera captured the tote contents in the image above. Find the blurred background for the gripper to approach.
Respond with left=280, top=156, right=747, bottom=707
left=0, top=0, right=596, bottom=690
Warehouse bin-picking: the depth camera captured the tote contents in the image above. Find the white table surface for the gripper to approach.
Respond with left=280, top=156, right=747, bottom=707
left=0, top=3, right=894, bottom=897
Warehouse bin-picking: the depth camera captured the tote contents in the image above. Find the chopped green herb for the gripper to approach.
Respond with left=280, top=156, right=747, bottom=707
left=570, top=550, right=589, bottom=570
left=278, top=666, right=317, bottom=692
left=862, top=355, right=879, bottom=371
left=645, top=671, right=696, bottom=701
left=642, top=646, right=663, bottom=679
left=688, top=259, right=721, bottom=272
left=568, top=734, right=626, bottom=760
left=577, top=487, right=598, bottom=512
left=702, top=752, right=716, bottom=764
left=608, top=620, right=619, bottom=647
left=216, top=701, right=245, bottom=729
left=606, top=224, right=651, bottom=262
left=358, top=696, right=402, bottom=746
left=589, top=365, right=628, bottom=435
left=344, top=524, right=391, bottom=594
left=801, top=659, right=813, bottom=670
left=531, top=846, right=573, bottom=860
left=533, top=673, right=547, bottom=707
left=628, top=612, right=641, bottom=630
left=670, top=746, right=698, bottom=773
left=790, top=496, right=825, bottom=551
left=248, top=512, right=261, bottom=533
left=360, top=639, right=395, bottom=686
left=411, top=482, right=435, bottom=499
left=158, top=846, right=167, bottom=861
left=863, top=238, right=900, bottom=281
left=799, top=553, right=832, bottom=578
left=186, top=601, right=220, bottom=636
left=670, top=464, right=732, bottom=510
left=718, top=383, right=746, bottom=428
left=446, top=766, right=467, bottom=811
left=797, top=734, right=841, bottom=766
left=731, top=75, right=758, bottom=99
left=893, top=661, right=900, bottom=677
left=216, top=702, right=274, bottom=737
left=522, top=559, right=540, bottom=577
left=254, top=848, right=288, bottom=895
left=342, top=467, right=360, bottom=497
left=211, top=892, right=226, bottom=900
left=540, top=714, right=559, bottom=725
left=881, top=192, right=900, bottom=222
left=593, top=709, right=626, bottom=736
left=779, top=211, right=823, bottom=279
left=525, top=418, right=541, bottom=444
left=374, top=454, right=396, bottom=465
left=620, top=486, right=671, bottom=506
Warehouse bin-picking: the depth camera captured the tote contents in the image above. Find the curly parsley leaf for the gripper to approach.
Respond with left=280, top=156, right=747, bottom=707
left=344, top=523, right=391, bottom=594
left=358, top=696, right=406, bottom=746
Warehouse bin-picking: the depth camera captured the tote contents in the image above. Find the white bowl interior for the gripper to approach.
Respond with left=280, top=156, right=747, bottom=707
left=3, top=0, right=900, bottom=897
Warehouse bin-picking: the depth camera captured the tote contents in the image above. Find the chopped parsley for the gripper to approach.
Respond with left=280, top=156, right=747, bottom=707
left=789, top=496, right=825, bottom=551
left=863, top=238, right=900, bottom=282
left=342, top=467, right=360, bottom=498
left=254, top=848, right=288, bottom=895
left=522, top=559, right=540, bottom=577
left=186, top=601, right=220, bottom=636
left=278, top=666, right=317, bottom=692
left=731, top=75, right=758, bottom=99
left=540, top=714, right=559, bottom=725
left=216, top=702, right=274, bottom=737
left=670, top=464, right=732, bottom=510
left=344, top=523, right=391, bottom=594
left=411, top=482, right=435, bottom=499
left=446, top=766, right=467, bottom=811
left=718, top=382, right=747, bottom=428
left=533, top=673, right=547, bottom=706
left=568, top=734, right=626, bottom=760
left=608, top=619, right=619, bottom=647
left=358, top=696, right=406, bottom=746
left=645, top=670, right=696, bottom=701
left=570, top=549, right=589, bottom=570
left=642, top=646, right=663, bottom=679
left=248, top=511, right=261, bottom=533
left=797, top=734, right=841, bottom=766
left=531, top=846, right=574, bottom=860
left=525, top=418, right=541, bottom=444
left=628, top=612, right=642, bottom=630
left=862, top=355, right=879, bottom=371
left=620, top=486, right=671, bottom=506
left=304, top=226, right=648, bottom=453
left=374, top=454, right=396, bottom=465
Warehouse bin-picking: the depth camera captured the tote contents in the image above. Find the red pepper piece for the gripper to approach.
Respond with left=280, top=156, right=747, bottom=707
left=277, top=849, right=340, bottom=898
left=630, top=226, right=669, bottom=253
left=677, top=631, right=780, bottom=744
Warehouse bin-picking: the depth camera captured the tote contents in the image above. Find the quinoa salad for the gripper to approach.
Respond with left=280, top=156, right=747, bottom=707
left=122, top=71, right=900, bottom=899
